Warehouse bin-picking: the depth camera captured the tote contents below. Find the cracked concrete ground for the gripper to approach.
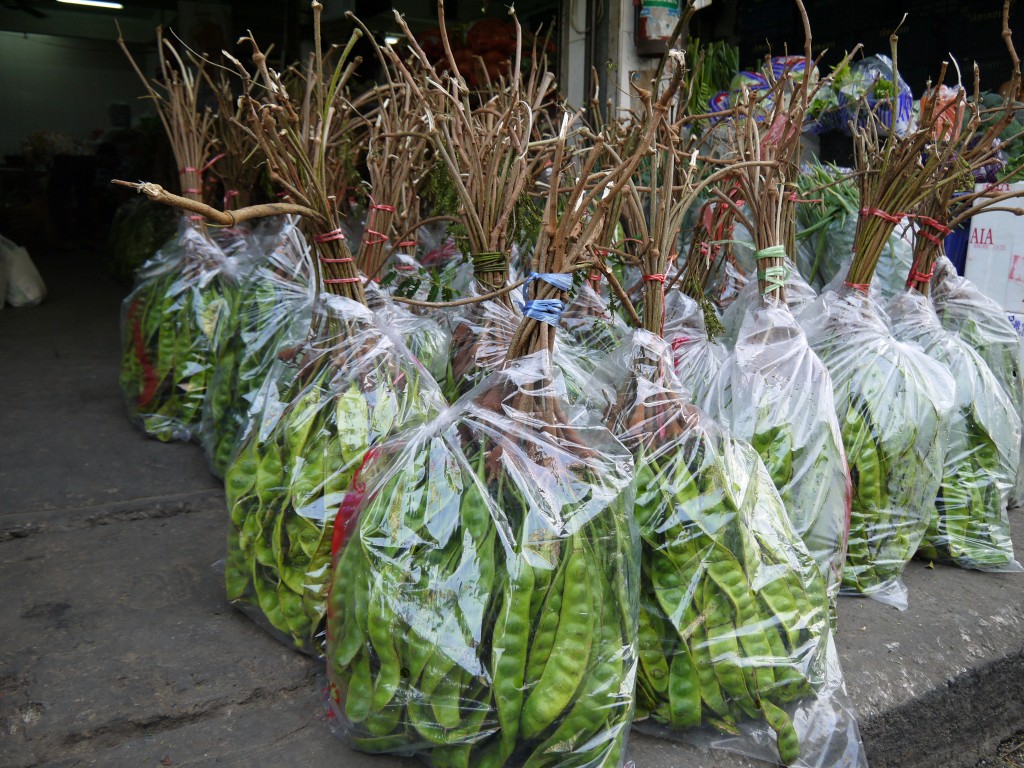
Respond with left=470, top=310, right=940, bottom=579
left=2, top=250, right=1023, bottom=768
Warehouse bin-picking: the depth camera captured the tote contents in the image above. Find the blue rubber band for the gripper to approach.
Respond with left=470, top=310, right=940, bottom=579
left=527, top=271, right=574, bottom=291
left=522, top=299, right=565, bottom=325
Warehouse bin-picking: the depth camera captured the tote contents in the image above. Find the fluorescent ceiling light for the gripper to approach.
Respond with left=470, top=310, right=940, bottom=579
left=57, top=0, right=124, bottom=9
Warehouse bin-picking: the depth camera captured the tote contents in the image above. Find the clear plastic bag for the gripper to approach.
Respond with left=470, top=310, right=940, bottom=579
left=663, top=291, right=727, bottom=403
left=718, top=260, right=818, bottom=348
left=443, top=298, right=520, bottom=402
left=800, top=286, right=955, bottom=609
left=931, top=256, right=1024, bottom=505
left=118, top=219, right=247, bottom=443
left=201, top=217, right=316, bottom=476
left=704, top=296, right=851, bottom=605
left=223, top=295, right=445, bottom=654
left=559, top=279, right=630, bottom=357
left=441, top=293, right=618, bottom=416
left=610, top=330, right=865, bottom=768
left=325, top=351, right=639, bottom=767
left=887, top=290, right=1021, bottom=571
left=365, top=280, right=452, bottom=383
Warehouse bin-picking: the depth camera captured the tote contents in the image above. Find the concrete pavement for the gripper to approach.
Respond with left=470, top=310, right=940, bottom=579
left=1, top=249, right=1022, bottom=768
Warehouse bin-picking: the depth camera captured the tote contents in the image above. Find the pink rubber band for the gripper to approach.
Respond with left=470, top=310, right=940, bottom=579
left=313, top=229, right=346, bottom=243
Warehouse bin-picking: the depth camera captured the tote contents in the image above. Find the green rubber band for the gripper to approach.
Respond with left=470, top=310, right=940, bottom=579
left=754, top=245, right=788, bottom=261
left=755, top=246, right=790, bottom=296
left=471, top=251, right=506, bottom=274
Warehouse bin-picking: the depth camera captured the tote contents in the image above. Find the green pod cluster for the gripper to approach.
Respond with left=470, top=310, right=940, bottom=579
left=327, top=363, right=639, bottom=768
left=628, top=434, right=828, bottom=767
left=705, top=298, right=851, bottom=613
left=931, top=257, right=1024, bottom=504
left=203, top=267, right=312, bottom=477
left=119, top=228, right=240, bottom=443
left=887, top=290, right=1020, bottom=571
left=804, top=288, right=954, bottom=602
left=226, top=298, right=439, bottom=654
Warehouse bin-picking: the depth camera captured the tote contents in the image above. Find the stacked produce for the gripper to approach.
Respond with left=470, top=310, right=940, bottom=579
left=888, top=290, right=1021, bottom=570
left=799, top=46, right=964, bottom=607
left=932, top=258, right=1024, bottom=504
left=611, top=332, right=863, bottom=767
left=696, top=36, right=853, bottom=607
left=109, top=1, right=1024, bottom=766
left=882, top=60, right=1024, bottom=569
left=117, top=31, right=250, bottom=443
left=326, top=27, right=684, bottom=765
left=602, top=57, right=864, bottom=763
left=201, top=217, right=315, bottom=476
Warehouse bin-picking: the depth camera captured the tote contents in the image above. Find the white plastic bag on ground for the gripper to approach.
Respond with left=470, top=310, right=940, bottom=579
left=0, top=234, right=46, bottom=306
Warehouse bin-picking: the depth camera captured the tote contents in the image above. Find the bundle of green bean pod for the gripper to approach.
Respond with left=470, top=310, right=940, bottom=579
left=702, top=291, right=851, bottom=608
left=609, top=330, right=865, bottom=768
left=326, top=352, right=639, bottom=768
left=201, top=217, right=315, bottom=476
left=119, top=218, right=247, bottom=443
left=663, top=291, right=727, bottom=403
left=799, top=286, right=955, bottom=608
left=931, top=256, right=1024, bottom=505
left=223, top=295, right=444, bottom=654
left=888, top=289, right=1022, bottom=570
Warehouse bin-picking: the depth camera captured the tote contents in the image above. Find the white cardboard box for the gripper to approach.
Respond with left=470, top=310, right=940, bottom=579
left=963, top=182, right=1024, bottom=335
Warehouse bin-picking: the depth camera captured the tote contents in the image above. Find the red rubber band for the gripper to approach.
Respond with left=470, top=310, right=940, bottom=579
left=362, top=228, right=389, bottom=246
left=319, top=257, right=353, bottom=263
left=910, top=215, right=952, bottom=236
left=396, top=240, right=417, bottom=248
left=907, top=269, right=935, bottom=284
left=917, top=230, right=944, bottom=246
left=184, top=188, right=200, bottom=195
left=396, top=265, right=416, bottom=271
left=324, top=277, right=362, bottom=284
left=179, top=167, right=198, bottom=174
left=644, top=274, right=666, bottom=283
left=788, top=192, right=823, bottom=204
left=860, top=207, right=904, bottom=224
left=370, top=203, right=396, bottom=213
left=314, top=229, right=346, bottom=243
left=844, top=281, right=871, bottom=293
left=201, top=153, right=226, bottom=173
